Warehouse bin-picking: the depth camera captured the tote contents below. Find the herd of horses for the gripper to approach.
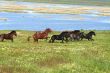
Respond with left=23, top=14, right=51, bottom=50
left=0, top=28, right=96, bottom=43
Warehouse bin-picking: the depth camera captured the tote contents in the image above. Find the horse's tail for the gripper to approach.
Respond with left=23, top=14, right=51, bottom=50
left=27, top=36, right=31, bottom=41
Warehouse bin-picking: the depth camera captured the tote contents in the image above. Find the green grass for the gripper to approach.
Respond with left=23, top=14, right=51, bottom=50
left=0, top=30, right=110, bottom=73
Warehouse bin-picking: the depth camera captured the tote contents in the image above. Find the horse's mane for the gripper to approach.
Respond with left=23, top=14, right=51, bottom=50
left=43, top=28, right=52, bottom=33
left=88, top=31, right=95, bottom=34
left=10, top=31, right=16, bottom=33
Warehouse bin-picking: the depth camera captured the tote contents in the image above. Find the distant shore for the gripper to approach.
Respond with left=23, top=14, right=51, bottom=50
left=0, top=1, right=110, bottom=16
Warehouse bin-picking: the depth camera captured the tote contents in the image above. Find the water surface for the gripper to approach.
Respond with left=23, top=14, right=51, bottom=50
left=0, top=12, right=110, bottom=31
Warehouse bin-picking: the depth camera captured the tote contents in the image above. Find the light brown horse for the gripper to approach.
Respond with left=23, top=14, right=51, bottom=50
left=27, top=28, right=52, bottom=42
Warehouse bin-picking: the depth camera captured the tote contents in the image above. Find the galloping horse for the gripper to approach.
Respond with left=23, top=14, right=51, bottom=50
left=70, top=32, right=83, bottom=41
left=49, top=30, right=80, bottom=43
left=28, top=28, right=52, bottom=42
left=49, top=34, right=65, bottom=43
left=69, top=30, right=81, bottom=41
left=60, top=30, right=80, bottom=41
left=81, top=31, right=96, bottom=41
left=0, top=31, right=17, bottom=42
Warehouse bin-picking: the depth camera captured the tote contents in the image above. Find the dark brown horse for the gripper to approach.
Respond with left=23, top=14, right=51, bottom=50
left=28, top=28, right=52, bottom=42
left=69, top=30, right=81, bottom=41
left=0, top=31, right=17, bottom=42
left=60, top=30, right=80, bottom=41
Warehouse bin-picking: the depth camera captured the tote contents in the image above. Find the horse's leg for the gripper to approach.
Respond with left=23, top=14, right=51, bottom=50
left=1, top=38, right=4, bottom=42
left=0, top=35, right=4, bottom=42
left=70, top=37, right=73, bottom=41
left=74, top=38, right=76, bottom=41
left=27, top=36, right=31, bottom=41
left=52, top=39, right=54, bottom=43
left=11, top=38, right=13, bottom=42
left=61, top=38, right=64, bottom=43
left=92, top=39, right=94, bottom=41
left=90, top=38, right=94, bottom=41
left=49, top=37, right=52, bottom=43
left=34, top=39, right=38, bottom=42
left=62, top=39, right=64, bottom=43
left=77, top=36, right=80, bottom=41
left=34, top=39, right=36, bottom=42
left=70, top=35, right=73, bottom=41
left=34, top=38, right=37, bottom=42
left=51, top=37, right=55, bottom=43
left=36, top=39, right=38, bottom=43
left=45, top=37, right=48, bottom=41
left=65, top=37, right=68, bottom=42
left=49, top=39, right=51, bottom=43
left=81, top=37, right=83, bottom=40
left=90, top=36, right=94, bottom=41
left=88, top=38, right=90, bottom=41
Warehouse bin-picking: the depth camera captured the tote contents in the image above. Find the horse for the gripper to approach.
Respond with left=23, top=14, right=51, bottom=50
left=0, top=31, right=17, bottom=42
left=59, top=31, right=71, bottom=42
left=27, top=28, right=52, bottom=42
left=70, top=31, right=84, bottom=41
left=49, top=30, right=80, bottom=43
left=66, top=30, right=80, bottom=41
left=58, top=30, right=80, bottom=42
left=81, top=31, right=96, bottom=41
left=49, top=34, right=65, bottom=43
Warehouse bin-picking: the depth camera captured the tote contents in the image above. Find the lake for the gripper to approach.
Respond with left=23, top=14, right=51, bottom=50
left=0, top=12, right=110, bottom=31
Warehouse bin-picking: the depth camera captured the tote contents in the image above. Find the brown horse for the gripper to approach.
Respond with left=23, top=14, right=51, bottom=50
left=28, top=28, right=52, bottom=42
left=0, top=31, right=17, bottom=42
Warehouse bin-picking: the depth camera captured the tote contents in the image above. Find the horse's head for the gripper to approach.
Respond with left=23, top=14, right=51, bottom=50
left=80, top=32, right=84, bottom=35
left=89, top=31, right=96, bottom=36
left=79, top=32, right=85, bottom=37
left=45, top=28, right=52, bottom=33
left=10, top=31, right=17, bottom=36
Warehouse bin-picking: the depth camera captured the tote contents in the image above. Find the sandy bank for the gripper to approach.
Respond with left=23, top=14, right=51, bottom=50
left=0, top=1, right=110, bottom=16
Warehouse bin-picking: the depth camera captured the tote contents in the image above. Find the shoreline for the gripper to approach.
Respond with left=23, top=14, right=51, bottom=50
left=0, top=1, right=110, bottom=16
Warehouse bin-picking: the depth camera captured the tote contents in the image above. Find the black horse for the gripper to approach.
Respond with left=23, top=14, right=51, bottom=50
left=49, top=30, right=80, bottom=43
left=0, top=31, right=17, bottom=42
left=49, top=31, right=70, bottom=43
left=60, top=30, right=81, bottom=41
left=59, top=31, right=71, bottom=42
left=81, top=31, right=96, bottom=41
left=49, top=34, right=65, bottom=43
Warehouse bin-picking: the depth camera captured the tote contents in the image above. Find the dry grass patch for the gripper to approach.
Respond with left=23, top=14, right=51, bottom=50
left=1, top=5, right=27, bottom=10
left=37, top=56, right=69, bottom=68
left=0, top=65, right=14, bottom=73
left=0, top=65, right=31, bottom=73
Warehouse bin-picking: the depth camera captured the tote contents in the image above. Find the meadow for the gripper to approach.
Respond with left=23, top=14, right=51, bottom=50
left=0, top=30, right=110, bottom=73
